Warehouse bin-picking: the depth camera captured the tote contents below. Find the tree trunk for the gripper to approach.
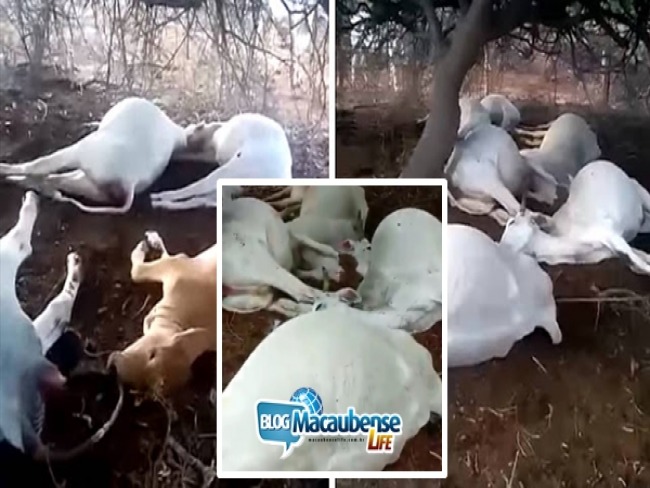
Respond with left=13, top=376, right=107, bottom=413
left=400, top=0, right=492, bottom=178
left=406, top=58, right=422, bottom=105
left=600, top=51, right=611, bottom=108
left=336, top=30, right=351, bottom=92
left=483, top=44, right=490, bottom=96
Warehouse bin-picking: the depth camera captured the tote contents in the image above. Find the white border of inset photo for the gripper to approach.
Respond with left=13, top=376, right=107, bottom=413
left=216, top=178, right=448, bottom=479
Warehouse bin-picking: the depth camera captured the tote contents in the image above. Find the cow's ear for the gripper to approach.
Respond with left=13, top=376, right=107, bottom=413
left=167, top=328, right=211, bottom=364
left=336, top=287, right=361, bottom=305
left=338, top=239, right=353, bottom=252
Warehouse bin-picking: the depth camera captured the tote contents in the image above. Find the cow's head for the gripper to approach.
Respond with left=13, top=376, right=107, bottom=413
left=312, top=287, right=362, bottom=312
left=338, top=238, right=371, bottom=277
left=108, top=325, right=209, bottom=394
left=184, top=121, right=223, bottom=154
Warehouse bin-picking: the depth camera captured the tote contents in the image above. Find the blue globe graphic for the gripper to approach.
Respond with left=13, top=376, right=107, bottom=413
left=290, top=387, right=323, bottom=415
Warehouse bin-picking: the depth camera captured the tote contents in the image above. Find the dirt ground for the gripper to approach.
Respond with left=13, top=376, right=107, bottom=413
left=334, top=102, right=650, bottom=486
left=0, top=84, right=326, bottom=487
left=221, top=186, right=444, bottom=471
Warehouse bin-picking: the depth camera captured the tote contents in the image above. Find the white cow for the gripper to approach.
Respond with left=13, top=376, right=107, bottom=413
left=417, top=96, right=492, bottom=140
left=445, top=124, right=556, bottom=225
left=0, top=192, right=84, bottom=459
left=221, top=309, right=443, bottom=471
left=500, top=160, right=650, bottom=275
left=447, top=224, right=561, bottom=367
left=480, top=93, right=521, bottom=131
left=221, top=196, right=359, bottom=317
left=150, top=114, right=293, bottom=210
left=315, top=207, right=443, bottom=334
left=0, top=97, right=204, bottom=213
left=265, top=186, right=369, bottom=281
left=457, top=97, right=492, bottom=139
left=519, top=113, right=601, bottom=204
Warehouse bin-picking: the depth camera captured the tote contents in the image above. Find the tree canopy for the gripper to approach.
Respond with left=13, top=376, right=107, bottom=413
left=337, top=0, right=649, bottom=65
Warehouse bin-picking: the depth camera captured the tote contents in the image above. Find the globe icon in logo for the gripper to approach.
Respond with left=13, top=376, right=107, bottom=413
left=290, top=387, right=323, bottom=415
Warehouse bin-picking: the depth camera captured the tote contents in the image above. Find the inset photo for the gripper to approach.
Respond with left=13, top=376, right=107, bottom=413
left=216, top=180, right=448, bottom=478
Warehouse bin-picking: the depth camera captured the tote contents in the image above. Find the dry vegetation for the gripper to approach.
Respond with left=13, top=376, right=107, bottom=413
left=221, top=186, right=445, bottom=472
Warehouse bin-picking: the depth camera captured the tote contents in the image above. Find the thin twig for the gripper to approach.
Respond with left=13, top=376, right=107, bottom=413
left=503, top=450, right=520, bottom=488
left=557, top=296, right=649, bottom=303
left=168, top=437, right=216, bottom=488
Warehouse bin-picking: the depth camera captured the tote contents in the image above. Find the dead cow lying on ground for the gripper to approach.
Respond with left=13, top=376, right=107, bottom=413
left=108, top=232, right=217, bottom=394
left=0, top=191, right=85, bottom=462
